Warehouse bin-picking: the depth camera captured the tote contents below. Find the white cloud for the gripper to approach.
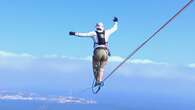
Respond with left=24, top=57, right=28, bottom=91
left=82, top=55, right=158, bottom=64
left=61, top=56, right=91, bottom=61
left=0, top=95, right=33, bottom=101
left=0, top=51, right=18, bottom=57
left=130, top=59, right=155, bottom=64
left=109, top=56, right=125, bottom=62
left=51, top=96, right=96, bottom=104
left=0, top=51, right=167, bottom=72
left=0, top=92, right=96, bottom=104
left=189, top=64, right=195, bottom=68
left=83, top=56, right=92, bottom=61
left=0, top=50, right=33, bottom=58
left=0, top=51, right=34, bottom=70
left=108, top=56, right=163, bottom=65
left=0, top=51, right=162, bottom=65
left=43, top=54, right=59, bottom=58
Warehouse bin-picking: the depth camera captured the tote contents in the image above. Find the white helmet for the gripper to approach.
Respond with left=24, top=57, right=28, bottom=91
left=96, top=22, right=104, bottom=31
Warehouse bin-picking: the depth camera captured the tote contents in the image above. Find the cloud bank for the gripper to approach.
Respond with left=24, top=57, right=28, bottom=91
left=0, top=50, right=195, bottom=89
left=0, top=50, right=188, bottom=65
left=0, top=91, right=96, bottom=104
left=189, top=63, right=195, bottom=68
left=0, top=50, right=194, bottom=73
left=0, top=51, right=33, bottom=58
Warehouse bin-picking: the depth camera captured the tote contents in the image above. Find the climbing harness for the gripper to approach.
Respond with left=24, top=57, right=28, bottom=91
left=95, top=30, right=106, bottom=45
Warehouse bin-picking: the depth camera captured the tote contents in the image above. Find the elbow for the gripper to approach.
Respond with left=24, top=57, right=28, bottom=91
left=114, top=25, right=118, bottom=32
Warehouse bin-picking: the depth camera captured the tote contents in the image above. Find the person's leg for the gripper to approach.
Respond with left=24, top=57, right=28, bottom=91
left=93, top=49, right=102, bottom=83
left=98, top=50, right=108, bottom=82
left=97, top=68, right=104, bottom=82
left=93, top=49, right=103, bottom=83
left=92, top=55, right=99, bottom=80
left=93, top=48, right=108, bottom=85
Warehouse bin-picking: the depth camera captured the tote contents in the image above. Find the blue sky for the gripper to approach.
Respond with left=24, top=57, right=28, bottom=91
left=0, top=0, right=194, bottom=64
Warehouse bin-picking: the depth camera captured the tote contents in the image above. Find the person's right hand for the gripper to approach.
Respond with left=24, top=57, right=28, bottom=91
left=69, top=31, right=76, bottom=36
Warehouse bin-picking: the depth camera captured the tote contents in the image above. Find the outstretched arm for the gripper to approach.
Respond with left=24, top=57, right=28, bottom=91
left=69, top=31, right=96, bottom=37
left=107, top=17, right=118, bottom=34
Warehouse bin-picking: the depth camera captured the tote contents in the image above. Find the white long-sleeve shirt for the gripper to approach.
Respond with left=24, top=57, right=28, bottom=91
left=75, top=22, right=118, bottom=49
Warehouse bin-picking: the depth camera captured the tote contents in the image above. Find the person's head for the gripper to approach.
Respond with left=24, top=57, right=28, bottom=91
left=95, top=22, right=104, bottom=31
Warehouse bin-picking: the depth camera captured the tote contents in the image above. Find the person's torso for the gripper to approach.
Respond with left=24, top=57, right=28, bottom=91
left=93, top=30, right=110, bottom=49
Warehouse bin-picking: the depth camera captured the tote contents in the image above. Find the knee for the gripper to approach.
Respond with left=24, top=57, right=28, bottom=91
left=99, top=68, right=104, bottom=73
